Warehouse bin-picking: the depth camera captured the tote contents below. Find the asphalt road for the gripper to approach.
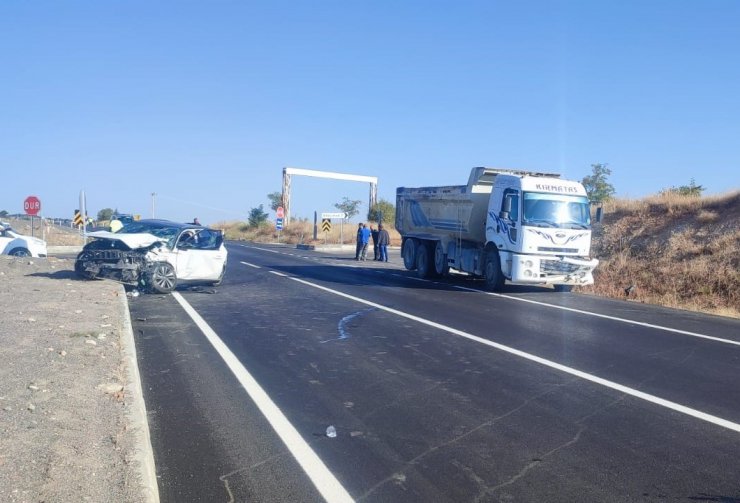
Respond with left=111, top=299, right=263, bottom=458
left=130, top=242, right=740, bottom=503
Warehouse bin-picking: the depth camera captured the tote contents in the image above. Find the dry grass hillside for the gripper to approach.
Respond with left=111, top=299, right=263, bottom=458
left=581, top=191, right=740, bottom=318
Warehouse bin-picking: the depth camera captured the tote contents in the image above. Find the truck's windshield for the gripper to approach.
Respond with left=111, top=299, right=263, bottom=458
left=522, top=192, right=591, bottom=229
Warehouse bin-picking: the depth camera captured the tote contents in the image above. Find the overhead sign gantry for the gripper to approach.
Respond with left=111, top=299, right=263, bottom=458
left=281, top=167, right=378, bottom=225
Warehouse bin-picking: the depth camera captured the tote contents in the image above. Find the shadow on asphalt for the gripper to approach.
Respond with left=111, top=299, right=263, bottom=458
left=263, top=263, right=562, bottom=296
left=27, top=270, right=79, bottom=280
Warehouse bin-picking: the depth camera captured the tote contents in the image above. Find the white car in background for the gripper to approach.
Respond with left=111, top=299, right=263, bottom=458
left=0, top=222, right=48, bottom=257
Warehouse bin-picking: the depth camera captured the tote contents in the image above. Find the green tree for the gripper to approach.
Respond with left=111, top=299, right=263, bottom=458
left=97, top=208, right=114, bottom=221
left=248, top=204, right=269, bottom=227
left=334, top=197, right=362, bottom=220
left=368, top=199, right=395, bottom=224
left=582, top=163, right=616, bottom=203
left=660, top=178, right=705, bottom=197
left=267, top=192, right=283, bottom=212
left=0, top=210, right=8, bottom=218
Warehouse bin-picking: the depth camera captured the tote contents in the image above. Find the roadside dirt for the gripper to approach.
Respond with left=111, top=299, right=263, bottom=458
left=0, top=255, right=148, bottom=503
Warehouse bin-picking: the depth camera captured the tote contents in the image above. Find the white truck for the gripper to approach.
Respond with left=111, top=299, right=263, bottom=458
left=395, top=167, right=599, bottom=291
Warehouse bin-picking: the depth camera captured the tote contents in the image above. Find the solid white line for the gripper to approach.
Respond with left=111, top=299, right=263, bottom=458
left=240, top=261, right=261, bottom=269
left=172, top=292, right=354, bottom=503
left=269, top=271, right=288, bottom=277
left=274, top=275, right=740, bottom=434
left=450, top=285, right=740, bottom=347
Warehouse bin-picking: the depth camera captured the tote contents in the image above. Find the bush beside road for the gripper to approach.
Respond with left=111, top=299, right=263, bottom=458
left=0, top=256, right=155, bottom=503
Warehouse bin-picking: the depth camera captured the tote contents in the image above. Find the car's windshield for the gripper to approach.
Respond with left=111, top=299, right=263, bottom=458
left=118, top=222, right=183, bottom=248
left=522, top=193, right=591, bottom=229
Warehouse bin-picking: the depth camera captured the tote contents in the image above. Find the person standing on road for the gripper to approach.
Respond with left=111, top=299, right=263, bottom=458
left=355, top=223, right=364, bottom=260
left=377, top=223, right=390, bottom=262
left=359, top=223, right=371, bottom=261
left=370, top=225, right=379, bottom=260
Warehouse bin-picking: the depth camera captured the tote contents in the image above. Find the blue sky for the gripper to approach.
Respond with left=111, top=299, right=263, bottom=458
left=2, top=0, right=739, bottom=225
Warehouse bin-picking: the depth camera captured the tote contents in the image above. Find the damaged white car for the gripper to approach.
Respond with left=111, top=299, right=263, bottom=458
left=75, top=219, right=227, bottom=293
left=0, top=221, right=48, bottom=257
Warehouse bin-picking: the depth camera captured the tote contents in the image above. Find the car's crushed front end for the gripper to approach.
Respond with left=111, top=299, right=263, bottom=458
left=75, top=235, right=171, bottom=288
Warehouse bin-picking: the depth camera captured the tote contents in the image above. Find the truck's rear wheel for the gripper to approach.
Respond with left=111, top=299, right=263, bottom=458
left=554, top=284, right=573, bottom=293
left=483, top=249, right=504, bottom=291
left=402, top=238, right=418, bottom=270
left=416, top=241, right=436, bottom=278
left=433, top=241, right=449, bottom=276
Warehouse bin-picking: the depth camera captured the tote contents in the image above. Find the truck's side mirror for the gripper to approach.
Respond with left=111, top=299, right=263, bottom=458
left=499, top=195, right=512, bottom=220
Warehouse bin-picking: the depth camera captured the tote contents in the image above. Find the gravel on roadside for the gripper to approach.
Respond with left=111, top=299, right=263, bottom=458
left=0, top=255, right=156, bottom=503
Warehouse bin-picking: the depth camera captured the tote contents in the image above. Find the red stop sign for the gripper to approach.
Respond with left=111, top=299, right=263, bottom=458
left=276, top=206, right=284, bottom=218
left=24, top=195, right=41, bottom=216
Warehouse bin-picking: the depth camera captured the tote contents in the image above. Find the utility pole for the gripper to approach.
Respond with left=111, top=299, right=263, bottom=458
left=151, top=192, right=156, bottom=219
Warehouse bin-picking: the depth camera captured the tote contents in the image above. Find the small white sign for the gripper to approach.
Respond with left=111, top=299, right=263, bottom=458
left=321, top=212, right=347, bottom=219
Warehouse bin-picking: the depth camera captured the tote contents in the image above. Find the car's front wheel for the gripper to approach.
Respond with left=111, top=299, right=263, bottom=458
left=74, top=251, right=96, bottom=279
left=148, top=262, right=177, bottom=294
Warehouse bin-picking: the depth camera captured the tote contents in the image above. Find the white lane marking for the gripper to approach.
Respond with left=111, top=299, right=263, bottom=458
left=451, top=285, right=740, bottom=347
left=249, top=246, right=284, bottom=254
left=269, top=271, right=288, bottom=277
left=271, top=275, right=740, bottom=434
left=240, top=245, right=738, bottom=346
left=172, top=292, right=354, bottom=503
left=240, top=261, right=261, bottom=269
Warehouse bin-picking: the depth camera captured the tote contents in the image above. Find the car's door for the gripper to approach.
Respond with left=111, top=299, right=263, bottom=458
left=173, top=229, right=226, bottom=281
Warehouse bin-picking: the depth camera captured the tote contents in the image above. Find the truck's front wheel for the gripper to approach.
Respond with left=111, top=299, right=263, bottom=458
left=402, top=238, right=418, bottom=270
left=483, top=250, right=504, bottom=291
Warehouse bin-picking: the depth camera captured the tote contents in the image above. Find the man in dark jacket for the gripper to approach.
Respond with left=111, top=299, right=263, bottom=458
left=370, top=225, right=380, bottom=260
left=355, top=223, right=364, bottom=260
left=377, top=224, right=390, bottom=262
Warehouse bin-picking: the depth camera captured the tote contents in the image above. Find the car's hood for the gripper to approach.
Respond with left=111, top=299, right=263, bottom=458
left=87, top=231, right=166, bottom=249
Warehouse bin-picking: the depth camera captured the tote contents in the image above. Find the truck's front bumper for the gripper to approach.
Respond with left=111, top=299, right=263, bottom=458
left=509, top=254, right=598, bottom=286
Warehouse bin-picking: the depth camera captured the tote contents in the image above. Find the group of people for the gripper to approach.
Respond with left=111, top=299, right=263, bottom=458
left=355, top=222, right=391, bottom=262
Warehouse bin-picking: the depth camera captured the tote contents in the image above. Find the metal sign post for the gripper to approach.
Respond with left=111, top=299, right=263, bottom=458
left=79, top=190, right=87, bottom=243
left=321, top=212, right=347, bottom=245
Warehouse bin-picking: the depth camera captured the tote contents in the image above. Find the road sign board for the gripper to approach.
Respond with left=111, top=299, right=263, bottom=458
left=321, top=219, right=332, bottom=232
left=276, top=206, right=284, bottom=218
left=276, top=217, right=284, bottom=231
left=321, top=212, right=347, bottom=219
left=24, top=196, right=41, bottom=216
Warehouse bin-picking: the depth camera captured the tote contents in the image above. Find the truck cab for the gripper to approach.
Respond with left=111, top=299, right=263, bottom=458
left=487, top=174, right=597, bottom=290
